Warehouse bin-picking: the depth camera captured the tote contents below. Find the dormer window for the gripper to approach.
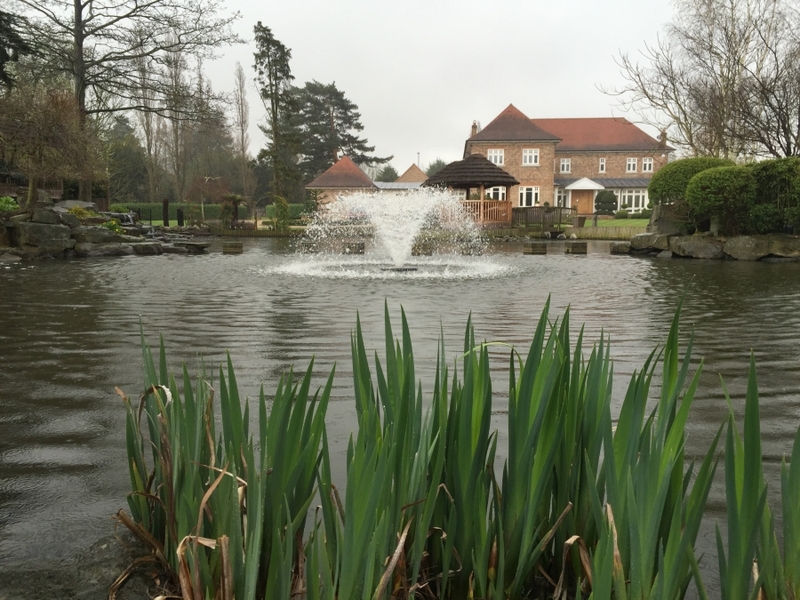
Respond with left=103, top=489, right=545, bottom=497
left=488, top=149, right=504, bottom=165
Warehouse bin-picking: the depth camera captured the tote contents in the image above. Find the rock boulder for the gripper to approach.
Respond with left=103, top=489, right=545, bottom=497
left=630, top=232, right=671, bottom=251
left=71, top=226, right=124, bottom=244
left=669, top=236, right=725, bottom=259
left=15, top=222, right=75, bottom=255
left=723, top=236, right=771, bottom=261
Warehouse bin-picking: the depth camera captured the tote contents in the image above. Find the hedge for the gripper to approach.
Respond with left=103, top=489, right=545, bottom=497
left=648, top=157, right=735, bottom=204
left=685, top=166, right=756, bottom=235
left=749, top=157, right=800, bottom=209
left=108, top=203, right=244, bottom=221
left=263, top=203, right=307, bottom=220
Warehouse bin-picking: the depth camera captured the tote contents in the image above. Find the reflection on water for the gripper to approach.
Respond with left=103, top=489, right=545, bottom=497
left=2, top=239, right=800, bottom=593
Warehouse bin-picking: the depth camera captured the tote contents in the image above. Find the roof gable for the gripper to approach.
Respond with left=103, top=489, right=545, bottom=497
left=469, top=104, right=561, bottom=142
left=306, top=156, right=377, bottom=189
left=396, top=164, right=428, bottom=183
left=531, top=117, right=671, bottom=152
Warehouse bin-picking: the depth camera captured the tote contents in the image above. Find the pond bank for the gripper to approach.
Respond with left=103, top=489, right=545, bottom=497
left=626, top=231, right=800, bottom=260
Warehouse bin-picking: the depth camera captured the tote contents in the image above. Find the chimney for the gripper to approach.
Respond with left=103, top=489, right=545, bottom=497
left=658, top=129, right=668, bottom=149
left=471, top=120, right=478, bottom=137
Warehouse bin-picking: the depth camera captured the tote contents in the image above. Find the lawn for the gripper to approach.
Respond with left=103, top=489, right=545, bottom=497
left=589, top=218, right=649, bottom=227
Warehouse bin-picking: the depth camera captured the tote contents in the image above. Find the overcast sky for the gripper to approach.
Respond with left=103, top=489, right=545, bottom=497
left=207, top=0, right=676, bottom=173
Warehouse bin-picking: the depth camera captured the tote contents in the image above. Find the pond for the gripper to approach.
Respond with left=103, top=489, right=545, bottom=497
left=1, top=238, right=799, bottom=596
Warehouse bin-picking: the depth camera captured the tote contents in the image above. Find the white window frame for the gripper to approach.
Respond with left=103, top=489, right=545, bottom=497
left=487, top=186, right=506, bottom=201
left=626, top=157, right=638, bottom=173
left=560, top=158, right=571, bottom=173
left=555, top=187, right=570, bottom=208
left=487, top=149, right=504, bottom=166
left=518, top=186, right=540, bottom=207
left=642, top=157, right=654, bottom=172
left=522, top=148, right=539, bottom=166
left=618, top=188, right=648, bottom=212
left=599, top=157, right=606, bottom=173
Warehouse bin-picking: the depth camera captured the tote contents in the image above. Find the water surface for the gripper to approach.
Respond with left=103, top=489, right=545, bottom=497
left=1, top=238, right=799, bottom=593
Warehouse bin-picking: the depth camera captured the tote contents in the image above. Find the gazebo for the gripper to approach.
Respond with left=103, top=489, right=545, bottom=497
left=423, top=153, right=519, bottom=224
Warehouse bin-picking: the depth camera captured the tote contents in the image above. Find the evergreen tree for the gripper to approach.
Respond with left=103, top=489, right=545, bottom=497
left=0, top=10, right=31, bottom=91
left=291, top=80, right=390, bottom=180
left=594, top=190, right=618, bottom=215
left=425, top=158, right=447, bottom=177
left=253, top=22, right=301, bottom=202
left=375, top=164, right=398, bottom=182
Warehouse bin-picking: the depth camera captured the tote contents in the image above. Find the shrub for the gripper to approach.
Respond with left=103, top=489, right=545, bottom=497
left=273, top=196, right=290, bottom=231
left=640, top=208, right=653, bottom=219
left=102, top=218, right=124, bottom=234
left=108, top=202, right=243, bottom=221
left=746, top=204, right=784, bottom=235
left=648, top=157, right=735, bottom=205
left=749, top=157, right=800, bottom=210
left=615, top=209, right=629, bottom=219
left=594, top=190, right=618, bottom=215
left=68, top=206, right=97, bottom=220
left=685, top=165, right=756, bottom=235
left=787, top=206, right=800, bottom=232
left=0, top=196, right=19, bottom=213
left=263, top=203, right=306, bottom=220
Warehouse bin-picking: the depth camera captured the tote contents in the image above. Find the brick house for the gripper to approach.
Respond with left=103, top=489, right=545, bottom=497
left=464, top=104, right=674, bottom=216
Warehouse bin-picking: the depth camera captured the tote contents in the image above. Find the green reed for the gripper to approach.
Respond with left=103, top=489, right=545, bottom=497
left=118, top=303, right=800, bottom=600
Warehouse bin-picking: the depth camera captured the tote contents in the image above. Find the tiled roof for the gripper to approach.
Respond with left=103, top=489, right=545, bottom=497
left=374, top=182, right=423, bottom=190
left=423, top=153, right=520, bottom=189
left=532, top=118, right=671, bottom=152
left=469, top=104, right=561, bottom=142
left=395, top=164, right=428, bottom=183
left=305, top=156, right=377, bottom=189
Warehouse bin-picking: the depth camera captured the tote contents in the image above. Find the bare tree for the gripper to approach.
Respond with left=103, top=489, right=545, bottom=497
left=11, top=0, right=240, bottom=200
left=609, top=0, right=788, bottom=158
left=0, top=77, right=99, bottom=206
left=232, top=61, right=256, bottom=215
left=734, top=7, right=800, bottom=156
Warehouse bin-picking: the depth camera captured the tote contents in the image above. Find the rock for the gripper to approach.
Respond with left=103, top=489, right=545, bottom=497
left=74, top=242, right=135, bottom=257
left=610, top=241, right=631, bottom=254
left=767, top=234, right=800, bottom=258
left=569, top=233, right=578, bottom=239
left=71, top=225, right=124, bottom=244
left=647, top=204, right=686, bottom=235
left=162, top=244, right=189, bottom=254
left=31, top=209, right=60, bottom=225
left=657, top=250, right=674, bottom=259
left=58, top=212, right=81, bottom=228
left=131, top=241, right=163, bottom=255
left=0, top=252, right=21, bottom=263
left=630, top=232, right=671, bottom=251
left=723, top=236, right=771, bottom=261
left=9, top=213, right=30, bottom=223
left=669, top=235, right=725, bottom=259
left=35, top=189, right=53, bottom=206
left=16, top=222, right=75, bottom=255
left=55, top=200, right=100, bottom=212
left=556, top=233, right=567, bottom=240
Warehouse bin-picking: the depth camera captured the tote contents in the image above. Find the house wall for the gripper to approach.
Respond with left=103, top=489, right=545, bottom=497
left=465, top=141, right=558, bottom=207
left=554, top=151, right=670, bottom=179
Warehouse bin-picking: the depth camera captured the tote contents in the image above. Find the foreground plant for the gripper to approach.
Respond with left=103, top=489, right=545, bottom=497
left=116, top=303, right=795, bottom=600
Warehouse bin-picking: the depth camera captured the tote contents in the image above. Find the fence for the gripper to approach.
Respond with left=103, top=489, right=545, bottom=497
left=512, top=206, right=577, bottom=228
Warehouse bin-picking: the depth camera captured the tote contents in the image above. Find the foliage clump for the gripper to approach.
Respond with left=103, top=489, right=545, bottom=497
left=686, top=165, right=756, bottom=235
left=0, top=196, right=19, bottom=213
left=648, top=157, right=735, bottom=205
left=594, top=190, right=618, bottom=215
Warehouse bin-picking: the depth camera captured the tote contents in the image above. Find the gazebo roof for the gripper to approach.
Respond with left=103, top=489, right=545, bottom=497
left=423, top=153, right=520, bottom=189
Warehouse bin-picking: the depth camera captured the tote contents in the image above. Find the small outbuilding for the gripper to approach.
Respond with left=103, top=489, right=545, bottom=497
left=305, top=156, right=377, bottom=205
left=423, top=153, right=519, bottom=224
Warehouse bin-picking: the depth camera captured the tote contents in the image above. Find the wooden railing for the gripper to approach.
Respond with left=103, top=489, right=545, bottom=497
left=460, top=200, right=511, bottom=224
left=512, top=206, right=576, bottom=228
